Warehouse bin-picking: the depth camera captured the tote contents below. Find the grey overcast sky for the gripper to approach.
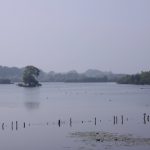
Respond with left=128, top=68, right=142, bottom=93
left=0, top=0, right=150, bottom=73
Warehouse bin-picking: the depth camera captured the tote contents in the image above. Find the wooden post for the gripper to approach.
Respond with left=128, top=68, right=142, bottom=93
left=70, top=118, right=72, bottom=127
left=95, top=117, right=96, bottom=125
left=144, top=113, right=146, bottom=124
left=114, top=116, right=115, bottom=125
left=114, top=116, right=117, bottom=125
left=58, top=120, right=61, bottom=127
left=11, top=121, right=13, bottom=130
left=16, top=121, right=18, bottom=130
left=2, top=123, right=4, bottom=130
left=121, top=115, right=123, bottom=125
left=147, top=115, right=149, bottom=122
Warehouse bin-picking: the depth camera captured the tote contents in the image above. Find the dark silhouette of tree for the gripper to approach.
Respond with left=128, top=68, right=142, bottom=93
left=20, top=66, right=41, bottom=87
left=118, top=71, right=150, bottom=85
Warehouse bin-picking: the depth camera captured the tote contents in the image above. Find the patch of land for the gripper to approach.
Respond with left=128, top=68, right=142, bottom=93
left=70, top=131, right=150, bottom=147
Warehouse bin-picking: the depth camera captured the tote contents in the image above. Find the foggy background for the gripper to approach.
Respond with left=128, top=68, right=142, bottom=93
left=0, top=0, right=149, bottom=73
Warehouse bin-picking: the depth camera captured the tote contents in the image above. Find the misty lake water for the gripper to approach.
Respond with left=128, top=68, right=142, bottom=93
left=0, top=82, right=150, bottom=150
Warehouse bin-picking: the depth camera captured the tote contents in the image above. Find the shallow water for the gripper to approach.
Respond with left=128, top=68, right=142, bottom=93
left=0, top=82, right=150, bottom=150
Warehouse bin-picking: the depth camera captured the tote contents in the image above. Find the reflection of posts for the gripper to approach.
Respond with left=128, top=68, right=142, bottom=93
left=24, top=101, right=40, bottom=110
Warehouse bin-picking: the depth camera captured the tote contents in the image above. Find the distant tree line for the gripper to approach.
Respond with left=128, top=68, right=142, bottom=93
left=0, top=79, right=11, bottom=84
left=0, top=66, right=23, bottom=82
left=0, top=66, right=124, bottom=83
left=46, top=71, right=109, bottom=82
left=64, top=76, right=108, bottom=83
left=1, top=65, right=149, bottom=85
left=117, top=71, right=150, bottom=85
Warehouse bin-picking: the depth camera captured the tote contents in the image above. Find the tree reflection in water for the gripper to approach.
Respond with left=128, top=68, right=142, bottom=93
left=23, top=87, right=41, bottom=110
left=24, top=101, right=40, bottom=110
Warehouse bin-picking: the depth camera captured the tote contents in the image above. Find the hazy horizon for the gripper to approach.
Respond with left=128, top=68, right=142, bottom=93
left=0, top=64, right=146, bottom=75
left=0, top=0, right=150, bottom=74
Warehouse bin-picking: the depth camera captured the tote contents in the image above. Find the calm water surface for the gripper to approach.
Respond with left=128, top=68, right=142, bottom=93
left=0, top=82, right=150, bottom=150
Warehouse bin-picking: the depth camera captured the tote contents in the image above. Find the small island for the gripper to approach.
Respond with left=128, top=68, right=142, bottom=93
left=18, top=66, right=42, bottom=87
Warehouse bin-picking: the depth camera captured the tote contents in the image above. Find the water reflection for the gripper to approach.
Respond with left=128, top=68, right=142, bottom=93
left=23, top=87, right=41, bottom=110
left=24, top=101, right=40, bottom=110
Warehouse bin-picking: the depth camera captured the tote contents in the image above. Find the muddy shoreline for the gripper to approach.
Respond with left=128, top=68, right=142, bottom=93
left=70, top=131, right=150, bottom=148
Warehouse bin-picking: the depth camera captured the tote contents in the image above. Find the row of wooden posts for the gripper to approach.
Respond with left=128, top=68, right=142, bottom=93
left=1, top=114, right=149, bottom=130
left=113, top=113, right=150, bottom=125
left=2, top=121, right=27, bottom=130
left=113, top=115, right=125, bottom=125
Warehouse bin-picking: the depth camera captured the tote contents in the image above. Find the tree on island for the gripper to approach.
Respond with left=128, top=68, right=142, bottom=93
left=18, top=66, right=41, bottom=87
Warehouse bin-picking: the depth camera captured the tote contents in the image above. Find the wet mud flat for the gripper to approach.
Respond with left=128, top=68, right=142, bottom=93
left=70, top=131, right=150, bottom=149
